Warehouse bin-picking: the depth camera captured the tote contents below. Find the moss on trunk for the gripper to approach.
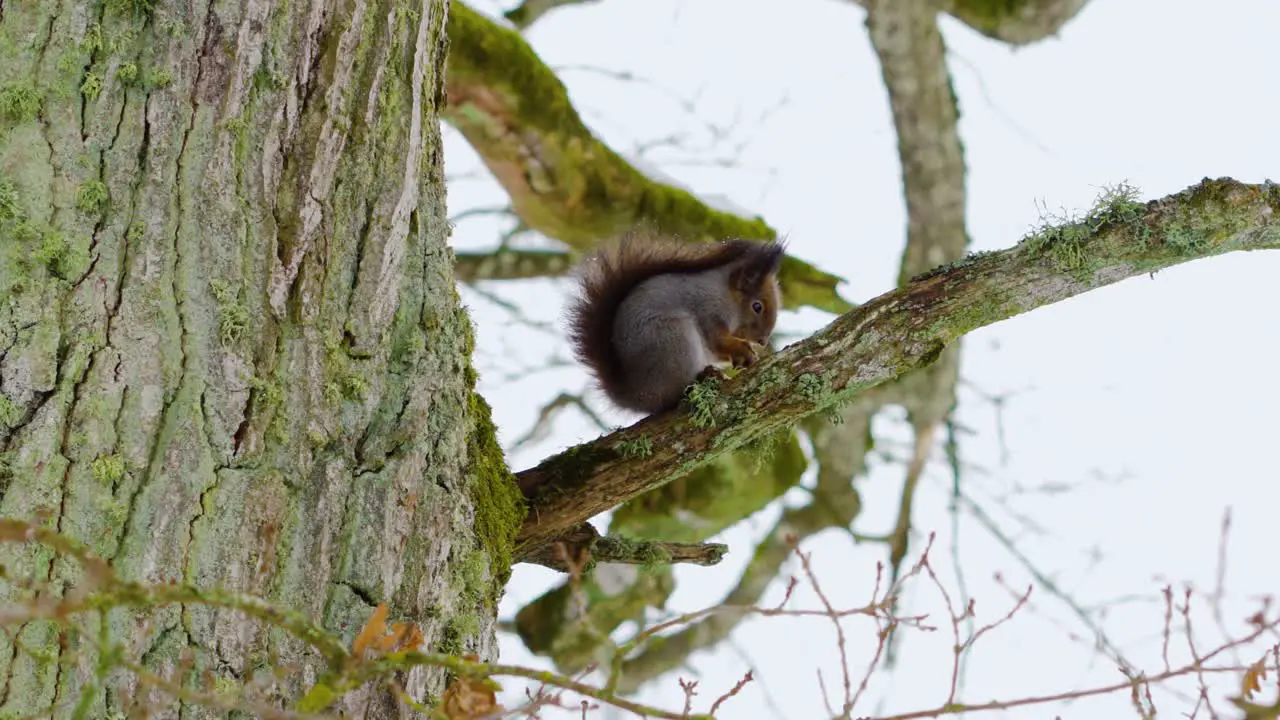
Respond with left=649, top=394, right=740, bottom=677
left=0, top=0, right=522, bottom=715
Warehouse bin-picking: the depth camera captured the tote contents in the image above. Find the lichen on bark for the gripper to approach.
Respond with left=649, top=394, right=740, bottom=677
left=0, top=0, right=521, bottom=715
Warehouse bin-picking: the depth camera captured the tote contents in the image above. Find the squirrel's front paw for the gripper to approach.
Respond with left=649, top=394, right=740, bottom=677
left=696, top=365, right=729, bottom=382
left=729, top=343, right=758, bottom=369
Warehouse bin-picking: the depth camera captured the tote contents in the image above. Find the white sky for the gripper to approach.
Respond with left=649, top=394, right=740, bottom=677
left=443, top=0, right=1280, bottom=717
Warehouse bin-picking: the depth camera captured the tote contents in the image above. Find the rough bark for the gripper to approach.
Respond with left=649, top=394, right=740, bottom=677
left=0, top=0, right=522, bottom=716
left=515, top=179, right=1280, bottom=560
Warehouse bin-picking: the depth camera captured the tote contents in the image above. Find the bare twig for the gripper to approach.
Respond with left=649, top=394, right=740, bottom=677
left=508, top=392, right=611, bottom=453
left=708, top=670, right=754, bottom=717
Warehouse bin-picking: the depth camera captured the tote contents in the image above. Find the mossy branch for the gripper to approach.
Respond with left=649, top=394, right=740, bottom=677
left=443, top=3, right=850, bottom=314
left=502, top=0, right=594, bottom=29
left=945, top=0, right=1091, bottom=45
left=519, top=520, right=729, bottom=571
left=453, top=248, right=575, bottom=283
left=513, top=178, right=1280, bottom=562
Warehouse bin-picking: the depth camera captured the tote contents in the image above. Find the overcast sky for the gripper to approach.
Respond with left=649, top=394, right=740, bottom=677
left=444, top=0, right=1280, bottom=717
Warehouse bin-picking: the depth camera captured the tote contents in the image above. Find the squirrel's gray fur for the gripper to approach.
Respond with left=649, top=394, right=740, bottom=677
left=567, top=232, right=785, bottom=415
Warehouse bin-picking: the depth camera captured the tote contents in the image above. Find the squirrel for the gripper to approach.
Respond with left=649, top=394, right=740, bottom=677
left=567, top=230, right=786, bottom=415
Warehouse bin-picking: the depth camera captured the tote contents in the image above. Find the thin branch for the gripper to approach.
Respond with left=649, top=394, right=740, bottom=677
left=519, top=521, right=729, bottom=572
left=957, top=489, right=1134, bottom=668
left=0, top=520, right=350, bottom=666
left=708, top=670, right=753, bottom=716
left=867, top=657, right=1273, bottom=720
left=453, top=248, right=576, bottom=283
left=592, top=537, right=728, bottom=567
left=609, top=506, right=831, bottom=693
left=882, top=420, right=939, bottom=666
left=507, top=392, right=611, bottom=453
left=504, top=0, right=600, bottom=29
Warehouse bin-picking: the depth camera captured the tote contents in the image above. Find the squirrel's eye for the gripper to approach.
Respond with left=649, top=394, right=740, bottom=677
left=751, top=300, right=764, bottom=314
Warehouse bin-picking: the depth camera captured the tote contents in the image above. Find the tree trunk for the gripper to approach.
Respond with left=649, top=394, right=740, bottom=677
left=0, top=0, right=521, bottom=716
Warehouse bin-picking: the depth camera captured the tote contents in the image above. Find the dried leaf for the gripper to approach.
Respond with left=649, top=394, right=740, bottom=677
left=440, top=675, right=503, bottom=719
left=374, top=621, right=420, bottom=653
left=375, top=625, right=401, bottom=653
left=353, top=604, right=389, bottom=656
left=1243, top=657, right=1268, bottom=699
left=387, top=621, right=424, bottom=652
left=80, top=553, right=115, bottom=588
left=0, top=519, right=34, bottom=542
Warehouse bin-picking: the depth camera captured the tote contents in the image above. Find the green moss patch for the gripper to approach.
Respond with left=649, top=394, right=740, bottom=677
left=458, top=310, right=526, bottom=602
left=1019, top=183, right=1147, bottom=275
left=0, top=83, right=42, bottom=123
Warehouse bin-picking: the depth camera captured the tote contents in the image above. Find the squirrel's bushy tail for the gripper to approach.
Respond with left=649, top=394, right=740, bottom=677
left=567, top=230, right=782, bottom=411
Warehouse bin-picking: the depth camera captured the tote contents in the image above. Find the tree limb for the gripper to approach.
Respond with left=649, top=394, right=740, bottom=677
left=843, top=0, right=1092, bottom=46
left=946, top=0, right=1091, bottom=46
left=513, top=178, right=1280, bottom=562
left=443, top=3, right=851, bottom=314
left=520, top=521, right=729, bottom=572
left=863, top=5, right=969, bottom=664
left=453, top=249, right=575, bottom=283
left=866, top=0, right=969, bottom=285
left=503, top=0, right=601, bottom=29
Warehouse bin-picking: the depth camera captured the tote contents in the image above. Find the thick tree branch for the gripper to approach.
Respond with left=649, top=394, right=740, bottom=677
left=844, top=0, right=1091, bottom=46
left=514, top=179, right=1280, bottom=562
left=946, top=0, right=1091, bottom=45
left=866, top=0, right=969, bottom=284
left=443, top=3, right=851, bottom=314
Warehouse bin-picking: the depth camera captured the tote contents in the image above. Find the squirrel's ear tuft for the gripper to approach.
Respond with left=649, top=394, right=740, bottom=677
left=732, top=240, right=786, bottom=292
